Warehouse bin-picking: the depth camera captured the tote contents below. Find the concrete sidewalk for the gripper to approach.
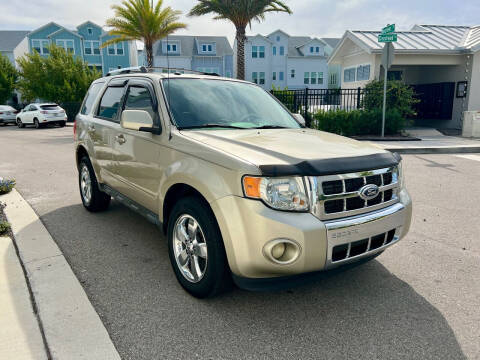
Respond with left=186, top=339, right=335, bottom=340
left=370, top=128, right=480, bottom=154
left=0, top=236, right=47, bottom=360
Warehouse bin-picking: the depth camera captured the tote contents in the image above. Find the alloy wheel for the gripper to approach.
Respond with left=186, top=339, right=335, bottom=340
left=173, top=214, right=208, bottom=283
left=80, top=165, right=92, bottom=205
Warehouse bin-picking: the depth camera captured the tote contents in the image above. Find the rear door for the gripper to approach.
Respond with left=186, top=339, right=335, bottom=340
left=110, top=78, right=162, bottom=212
left=22, top=105, right=34, bottom=123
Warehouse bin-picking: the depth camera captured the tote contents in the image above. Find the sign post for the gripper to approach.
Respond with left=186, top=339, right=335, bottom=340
left=378, top=25, right=397, bottom=137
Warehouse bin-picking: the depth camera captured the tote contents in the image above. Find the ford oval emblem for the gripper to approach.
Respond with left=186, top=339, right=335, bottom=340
left=358, top=184, right=379, bottom=201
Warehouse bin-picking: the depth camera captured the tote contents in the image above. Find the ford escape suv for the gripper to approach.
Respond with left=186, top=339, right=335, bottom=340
left=75, top=68, right=412, bottom=298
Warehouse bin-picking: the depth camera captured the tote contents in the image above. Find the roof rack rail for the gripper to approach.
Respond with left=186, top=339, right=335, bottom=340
left=105, top=66, right=148, bottom=77
left=146, top=67, right=220, bottom=77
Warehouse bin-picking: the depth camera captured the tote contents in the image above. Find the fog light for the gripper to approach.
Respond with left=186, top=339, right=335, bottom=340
left=271, top=242, right=286, bottom=259
left=263, top=239, right=301, bottom=265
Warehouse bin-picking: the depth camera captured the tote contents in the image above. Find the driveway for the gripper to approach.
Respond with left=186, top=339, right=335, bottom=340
left=0, top=125, right=478, bottom=359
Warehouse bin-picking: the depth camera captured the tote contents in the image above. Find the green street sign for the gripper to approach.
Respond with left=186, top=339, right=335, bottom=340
left=378, top=33, right=397, bottom=42
left=382, top=24, right=395, bottom=34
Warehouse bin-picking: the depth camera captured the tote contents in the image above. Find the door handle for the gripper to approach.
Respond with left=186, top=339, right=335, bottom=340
left=115, top=134, right=126, bottom=144
left=88, top=125, right=96, bottom=133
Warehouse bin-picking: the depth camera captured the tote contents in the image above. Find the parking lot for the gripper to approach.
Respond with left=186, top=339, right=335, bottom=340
left=0, top=124, right=479, bottom=359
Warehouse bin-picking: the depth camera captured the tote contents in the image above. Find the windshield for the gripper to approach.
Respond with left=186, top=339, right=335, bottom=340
left=40, top=105, right=60, bottom=110
left=162, top=78, right=300, bottom=130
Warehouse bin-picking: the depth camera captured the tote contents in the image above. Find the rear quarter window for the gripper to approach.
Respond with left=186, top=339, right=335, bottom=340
left=80, top=82, right=105, bottom=115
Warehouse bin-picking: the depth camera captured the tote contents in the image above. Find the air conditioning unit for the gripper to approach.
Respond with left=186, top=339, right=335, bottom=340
left=462, top=111, right=480, bottom=138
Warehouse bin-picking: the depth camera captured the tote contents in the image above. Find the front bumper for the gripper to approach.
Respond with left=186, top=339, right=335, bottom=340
left=211, top=189, right=412, bottom=280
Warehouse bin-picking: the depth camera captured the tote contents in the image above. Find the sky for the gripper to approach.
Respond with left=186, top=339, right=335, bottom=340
left=1, top=0, right=479, bottom=45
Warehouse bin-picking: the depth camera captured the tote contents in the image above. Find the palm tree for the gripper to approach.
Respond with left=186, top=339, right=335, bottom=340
left=189, top=0, right=292, bottom=80
left=104, top=0, right=187, bottom=68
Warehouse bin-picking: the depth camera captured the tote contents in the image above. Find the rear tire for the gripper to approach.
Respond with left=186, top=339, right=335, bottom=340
left=167, top=196, right=231, bottom=298
left=17, top=119, right=24, bottom=128
left=34, top=118, right=40, bottom=129
left=78, top=156, right=111, bottom=212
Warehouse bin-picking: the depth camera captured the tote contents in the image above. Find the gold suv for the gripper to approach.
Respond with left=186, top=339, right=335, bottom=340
left=75, top=68, right=412, bottom=298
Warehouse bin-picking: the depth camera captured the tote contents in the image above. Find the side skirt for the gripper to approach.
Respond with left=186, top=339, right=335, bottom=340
left=100, top=184, right=162, bottom=228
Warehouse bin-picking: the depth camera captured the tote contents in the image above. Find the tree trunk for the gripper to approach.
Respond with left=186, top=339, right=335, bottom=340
left=235, top=26, right=246, bottom=80
left=145, top=41, right=153, bottom=68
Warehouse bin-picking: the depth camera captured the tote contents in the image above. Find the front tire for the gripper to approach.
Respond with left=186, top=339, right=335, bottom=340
left=167, top=197, right=231, bottom=298
left=17, top=119, right=25, bottom=128
left=78, top=156, right=111, bottom=212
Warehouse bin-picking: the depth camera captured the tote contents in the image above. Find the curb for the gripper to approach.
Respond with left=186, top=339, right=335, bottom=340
left=384, top=146, right=480, bottom=154
left=1, top=189, right=121, bottom=360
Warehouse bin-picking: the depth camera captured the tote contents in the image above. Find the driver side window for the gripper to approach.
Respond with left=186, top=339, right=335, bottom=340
left=123, top=86, right=156, bottom=121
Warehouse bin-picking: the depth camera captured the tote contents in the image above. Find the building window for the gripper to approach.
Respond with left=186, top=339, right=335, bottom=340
left=279, top=72, right=284, bottom=81
left=304, top=72, right=309, bottom=85
left=201, top=44, right=213, bottom=52
left=93, top=41, right=100, bottom=55
left=311, top=72, right=317, bottom=84
left=32, top=40, right=41, bottom=53
left=276, top=35, right=280, bottom=42
left=310, top=46, right=314, bottom=53
left=344, top=68, right=356, bottom=82
left=42, top=40, right=50, bottom=54
left=279, top=46, right=284, bottom=56
left=316, top=46, right=320, bottom=53
left=356, top=64, right=370, bottom=81
left=291, top=69, right=295, bottom=78
left=329, top=73, right=338, bottom=85
left=252, top=45, right=265, bottom=58
left=226, top=71, right=232, bottom=78
left=55, top=40, right=74, bottom=54
left=116, top=42, right=124, bottom=55
left=108, top=44, right=115, bottom=55
left=252, top=72, right=258, bottom=84
left=259, top=72, right=265, bottom=85
left=318, top=72, right=324, bottom=84
left=84, top=41, right=92, bottom=55
left=166, top=43, right=178, bottom=53
left=272, top=72, right=276, bottom=81
left=273, top=46, right=276, bottom=56
left=87, top=28, right=93, bottom=35
left=252, top=45, right=257, bottom=58
left=84, top=41, right=100, bottom=55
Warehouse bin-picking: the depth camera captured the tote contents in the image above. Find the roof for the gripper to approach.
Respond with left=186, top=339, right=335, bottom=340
left=321, top=38, right=341, bottom=49
left=154, top=35, right=233, bottom=57
left=337, top=24, right=480, bottom=55
left=245, top=32, right=329, bottom=57
left=0, top=30, right=29, bottom=51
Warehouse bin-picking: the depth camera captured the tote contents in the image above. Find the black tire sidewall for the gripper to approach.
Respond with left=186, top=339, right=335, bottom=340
left=78, top=156, right=110, bottom=212
left=167, top=197, right=229, bottom=298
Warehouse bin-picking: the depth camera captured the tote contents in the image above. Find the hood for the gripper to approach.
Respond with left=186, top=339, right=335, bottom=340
left=180, top=128, right=393, bottom=174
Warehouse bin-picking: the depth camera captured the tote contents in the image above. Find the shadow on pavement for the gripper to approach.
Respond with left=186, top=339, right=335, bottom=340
left=39, top=201, right=466, bottom=360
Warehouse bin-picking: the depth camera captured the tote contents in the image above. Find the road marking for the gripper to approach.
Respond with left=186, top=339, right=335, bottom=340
left=455, top=154, right=480, bottom=162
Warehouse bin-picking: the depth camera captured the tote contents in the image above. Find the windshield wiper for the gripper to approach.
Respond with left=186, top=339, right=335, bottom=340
left=252, top=125, right=289, bottom=129
left=178, top=124, right=247, bottom=130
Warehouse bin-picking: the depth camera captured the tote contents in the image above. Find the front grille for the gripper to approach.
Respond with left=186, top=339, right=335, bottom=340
left=309, top=166, right=400, bottom=220
left=331, top=229, right=397, bottom=262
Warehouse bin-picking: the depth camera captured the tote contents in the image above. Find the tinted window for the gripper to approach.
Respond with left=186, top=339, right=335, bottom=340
left=81, top=82, right=104, bottom=115
left=97, top=86, right=124, bottom=121
left=40, top=105, right=60, bottom=110
left=124, top=86, right=155, bottom=120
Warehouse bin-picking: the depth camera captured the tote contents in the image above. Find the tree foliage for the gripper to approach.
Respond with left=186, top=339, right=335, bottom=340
left=16, top=45, right=100, bottom=103
left=363, top=80, right=419, bottom=117
left=105, top=0, right=186, bottom=67
left=0, top=53, right=17, bottom=104
left=189, top=0, right=292, bottom=80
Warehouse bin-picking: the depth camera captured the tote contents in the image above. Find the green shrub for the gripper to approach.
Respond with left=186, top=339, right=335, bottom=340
left=0, top=221, right=10, bottom=235
left=313, top=109, right=410, bottom=136
left=0, top=178, right=16, bottom=195
left=363, top=80, right=419, bottom=117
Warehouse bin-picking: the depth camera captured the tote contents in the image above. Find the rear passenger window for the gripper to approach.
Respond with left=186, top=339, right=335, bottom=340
left=97, top=86, right=124, bottom=121
left=81, top=82, right=104, bottom=115
left=124, top=86, right=156, bottom=120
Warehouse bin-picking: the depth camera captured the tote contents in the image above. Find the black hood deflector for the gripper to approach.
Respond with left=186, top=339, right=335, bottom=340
left=259, top=152, right=401, bottom=177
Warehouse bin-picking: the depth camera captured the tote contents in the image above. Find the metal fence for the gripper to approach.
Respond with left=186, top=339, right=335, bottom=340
left=271, top=87, right=366, bottom=126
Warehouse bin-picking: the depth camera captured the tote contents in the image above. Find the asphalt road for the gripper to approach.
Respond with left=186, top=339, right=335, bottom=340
left=1, top=124, right=479, bottom=360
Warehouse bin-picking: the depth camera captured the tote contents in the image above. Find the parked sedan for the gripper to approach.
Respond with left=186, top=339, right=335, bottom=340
left=0, top=105, right=18, bottom=125
left=16, top=103, right=67, bottom=128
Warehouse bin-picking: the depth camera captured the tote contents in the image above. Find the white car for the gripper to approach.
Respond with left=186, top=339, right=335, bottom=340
left=16, top=103, right=67, bottom=128
left=0, top=105, right=18, bottom=125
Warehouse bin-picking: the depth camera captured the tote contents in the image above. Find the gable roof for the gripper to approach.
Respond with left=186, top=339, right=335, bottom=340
left=321, top=37, right=341, bottom=49
left=155, top=35, right=233, bottom=57
left=28, top=22, right=63, bottom=37
left=48, top=27, right=83, bottom=39
left=77, top=21, right=103, bottom=30
left=0, top=30, right=29, bottom=51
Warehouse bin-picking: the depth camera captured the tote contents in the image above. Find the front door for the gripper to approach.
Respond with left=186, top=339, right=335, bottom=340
left=412, top=82, right=455, bottom=120
left=111, top=79, right=162, bottom=212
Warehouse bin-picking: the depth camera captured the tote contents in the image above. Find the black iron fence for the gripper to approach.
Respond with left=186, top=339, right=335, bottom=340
left=271, top=87, right=366, bottom=126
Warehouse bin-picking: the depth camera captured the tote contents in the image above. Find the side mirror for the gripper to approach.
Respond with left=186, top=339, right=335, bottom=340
left=292, top=113, right=306, bottom=127
left=121, top=110, right=161, bottom=134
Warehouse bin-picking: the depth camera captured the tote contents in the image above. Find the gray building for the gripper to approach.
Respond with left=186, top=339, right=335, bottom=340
left=153, top=35, right=233, bottom=77
left=0, top=30, right=30, bottom=66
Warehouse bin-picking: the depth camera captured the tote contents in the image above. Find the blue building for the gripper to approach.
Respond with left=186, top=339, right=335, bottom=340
left=26, top=21, right=137, bottom=75
left=152, top=35, right=233, bottom=77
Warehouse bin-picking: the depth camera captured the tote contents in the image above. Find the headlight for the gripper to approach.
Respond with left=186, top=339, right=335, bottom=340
left=396, top=161, right=405, bottom=188
left=243, top=176, right=309, bottom=211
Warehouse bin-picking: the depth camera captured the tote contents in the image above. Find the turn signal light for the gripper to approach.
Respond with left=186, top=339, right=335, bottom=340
left=243, top=176, right=261, bottom=198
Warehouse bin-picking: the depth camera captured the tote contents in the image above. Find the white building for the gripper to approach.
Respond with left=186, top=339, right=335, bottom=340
left=234, top=30, right=336, bottom=90
left=328, top=25, right=480, bottom=129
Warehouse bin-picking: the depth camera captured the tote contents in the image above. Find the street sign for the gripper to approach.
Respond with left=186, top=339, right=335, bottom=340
left=381, top=42, right=395, bottom=70
left=382, top=24, right=395, bottom=34
left=378, top=33, right=397, bottom=42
